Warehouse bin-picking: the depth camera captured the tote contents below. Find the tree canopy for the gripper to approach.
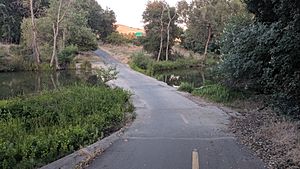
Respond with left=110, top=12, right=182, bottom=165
left=142, top=1, right=180, bottom=61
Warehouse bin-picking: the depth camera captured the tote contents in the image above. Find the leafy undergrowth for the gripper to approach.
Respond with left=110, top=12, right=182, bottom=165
left=129, top=52, right=203, bottom=76
left=178, top=82, right=194, bottom=93
left=0, top=85, right=133, bottom=169
left=192, top=84, right=243, bottom=103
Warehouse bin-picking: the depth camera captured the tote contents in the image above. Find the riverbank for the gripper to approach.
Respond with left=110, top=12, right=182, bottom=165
left=0, top=44, right=102, bottom=72
left=0, top=84, right=134, bottom=169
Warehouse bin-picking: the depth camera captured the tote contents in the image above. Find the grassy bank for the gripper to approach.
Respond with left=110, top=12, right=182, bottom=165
left=192, top=84, right=243, bottom=103
left=0, top=44, right=101, bottom=72
left=129, top=52, right=202, bottom=75
left=0, top=85, right=133, bottom=169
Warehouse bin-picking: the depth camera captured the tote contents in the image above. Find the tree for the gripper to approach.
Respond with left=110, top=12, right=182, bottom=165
left=181, top=0, right=245, bottom=54
left=47, top=0, right=71, bottom=69
left=165, top=5, right=177, bottom=61
left=0, top=0, right=50, bottom=44
left=157, top=3, right=166, bottom=61
left=77, top=0, right=116, bottom=40
left=28, top=0, right=41, bottom=65
left=0, top=0, right=25, bottom=43
left=142, top=1, right=180, bottom=61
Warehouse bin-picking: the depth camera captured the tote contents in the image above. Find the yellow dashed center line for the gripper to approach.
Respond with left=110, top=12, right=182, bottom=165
left=192, top=149, right=199, bottom=169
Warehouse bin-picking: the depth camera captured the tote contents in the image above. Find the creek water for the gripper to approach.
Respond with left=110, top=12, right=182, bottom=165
left=152, top=69, right=207, bottom=88
left=0, top=68, right=207, bottom=99
left=0, top=70, right=94, bottom=99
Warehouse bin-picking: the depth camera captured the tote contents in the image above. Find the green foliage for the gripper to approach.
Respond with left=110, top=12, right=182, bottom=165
left=220, top=22, right=270, bottom=91
left=67, top=27, right=98, bottom=51
left=218, top=0, right=300, bottom=118
left=94, top=67, right=118, bottom=84
left=0, top=85, right=133, bottom=169
left=0, top=45, right=29, bottom=72
left=0, top=0, right=25, bottom=43
left=178, top=82, right=194, bottom=93
left=181, top=0, right=246, bottom=54
left=105, top=32, right=128, bottom=45
left=58, top=45, right=78, bottom=67
left=39, top=43, right=52, bottom=62
left=150, top=59, right=202, bottom=73
left=65, top=2, right=98, bottom=51
left=130, top=52, right=153, bottom=70
left=129, top=52, right=202, bottom=75
left=192, top=84, right=241, bottom=103
left=82, top=0, right=116, bottom=40
left=142, top=1, right=180, bottom=60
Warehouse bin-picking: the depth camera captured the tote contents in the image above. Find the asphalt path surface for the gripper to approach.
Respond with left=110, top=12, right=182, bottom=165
left=87, top=49, right=266, bottom=169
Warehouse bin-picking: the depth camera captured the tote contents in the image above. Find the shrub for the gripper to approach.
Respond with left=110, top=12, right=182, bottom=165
left=178, top=82, right=194, bottom=93
left=219, top=11, right=300, bottom=118
left=0, top=85, right=133, bottom=169
left=150, top=59, right=202, bottom=73
left=130, top=52, right=153, bottom=70
left=0, top=45, right=28, bottom=72
left=105, top=32, right=128, bottom=45
left=58, top=45, right=78, bottom=68
left=67, top=27, right=98, bottom=51
left=40, top=43, right=53, bottom=62
left=192, top=84, right=241, bottom=103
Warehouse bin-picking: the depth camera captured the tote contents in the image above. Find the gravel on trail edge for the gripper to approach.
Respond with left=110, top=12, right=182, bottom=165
left=230, top=108, right=300, bottom=169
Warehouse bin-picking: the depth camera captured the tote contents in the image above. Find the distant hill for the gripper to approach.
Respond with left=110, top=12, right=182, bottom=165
left=116, top=24, right=145, bottom=35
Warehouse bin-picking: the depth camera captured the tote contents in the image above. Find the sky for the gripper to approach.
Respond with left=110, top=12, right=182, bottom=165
left=96, top=0, right=191, bottom=29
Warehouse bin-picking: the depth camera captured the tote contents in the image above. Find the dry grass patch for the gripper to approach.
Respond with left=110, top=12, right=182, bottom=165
left=100, top=44, right=143, bottom=64
left=231, top=108, right=300, bottom=169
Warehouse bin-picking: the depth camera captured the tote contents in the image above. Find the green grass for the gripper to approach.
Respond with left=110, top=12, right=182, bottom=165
left=129, top=52, right=203, bottom=76
left=178, top=82, right=194, bottom=93
left=150, top=59, right=202, bottom=73
left=0, top=85, right=133, bottom=169
left=129, top=62, right=147, bottom=74
left=192, top=84, right=242, bottom=103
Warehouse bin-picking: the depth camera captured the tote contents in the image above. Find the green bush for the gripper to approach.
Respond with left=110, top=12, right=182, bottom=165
left=58, top=45, right=78, bottom=68
left=105, top=32, right=128, bottom=45
left=129, top=52, right=202, bottom=75
left=40, top=43, right=53, bottom=63
left=0, top=46, right=28, bottom=72
left=219, top=9, right=300, bottom=118
left=130, top=52, right=153, bottom=70
left=67, top=27, right=98, bottom=51
left=192, top=84, right=241, bottom=103
left=0, top=85, right=133, bottom=169
left=150, top=59, right=202, bottom=73
left=178, top=82, right=194, bottom=93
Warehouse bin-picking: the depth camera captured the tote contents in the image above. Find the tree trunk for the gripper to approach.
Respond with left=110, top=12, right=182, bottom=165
left=62, top=28, right=66, bottom=48
left=157, top=6, right=165, bottom=62
left=204, top=23, right=211, bottom=60
left=50, top=23, right=59, bottom=69
left=30, top=0, right=40, bottom=66
left=166, top=7, right=177, bottom=61
left=50, top=0, right=70, bottom=69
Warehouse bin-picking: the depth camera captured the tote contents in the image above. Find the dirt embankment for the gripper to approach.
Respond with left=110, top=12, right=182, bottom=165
left=221, top=96, right=300, bottom=169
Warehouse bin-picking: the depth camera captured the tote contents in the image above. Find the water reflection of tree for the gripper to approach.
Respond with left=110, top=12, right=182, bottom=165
left=154, top=69, right=206, bottom=87
left=0, top=70, right=94, bottom=99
